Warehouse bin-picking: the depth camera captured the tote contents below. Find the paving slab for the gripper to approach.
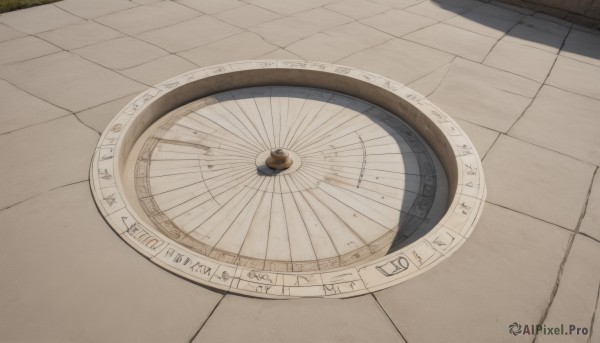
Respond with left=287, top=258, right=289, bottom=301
left=443, top=8, right=521, bottom=38
left=483, top=39, right=557, bottom=82
left=483, top=135, right=595, bottom=230
left=323, top=21, right=393, bottom=47
left=72, top=36, right=169, bottom=70
left=404, top=23, right=498, bottom=62
left=76, top=94, right=137, bottom=133
left=192, top=294, right=405, bottom=343
left=580, top=171, right=600, bottom=242
left=286, top=33, right=373, bottom=63
left=406, top=61, right=452, bottom=95
left=248, top=8, right=353, bottom=47
left=338, top=38, right=454, bottom=84
left=429, top=58, right=539, bottom=132
left=0, top=182, right=222, bottom=342
left=547, top=56, right=600, bottom=100
left=37, top=20, right=123, bottom=50
left=405, top=0, right=483, bottom=21
left=214, top=4, right=281, bottom=28
left=0, top=4, right=82, bottom=34
left=561, top=29, right=600, bottom=67
left=0, top=22, right=26, bottom=42
left=137, top=15, right=242, bottom=53
left=324, top=0, right=390, bottom=19
left=0, top=35, right=61, bottom=66
left=257, top=48, right=302, bottom=60
left=538, top=235, right=600, bottom=343
left=55, top=0, right=138, bottom=19
left=504, top=20, right=567, bottom=54
left=360, top=9, right=438, bottom=37
left=0, top=52, right=145, bottom=112
left=244, top=0, right=336, bottom=15
left=121, top=54, right=198, bottom=86
left=176, top=0, right=245, bottom=14
left=179, top=31, right=277, bottom=66
left=95, top=1, right=199, bottom=35
left=0, top=116, right=98, bottom=210
left=0, top=79, right=69, bottom=134
left=375, top=203, right=570, bottom=343
left=509, top=86, right=600, bottom=165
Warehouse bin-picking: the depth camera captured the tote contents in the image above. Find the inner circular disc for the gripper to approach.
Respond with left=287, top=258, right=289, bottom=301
left=128, top=86, right=447, bottom=273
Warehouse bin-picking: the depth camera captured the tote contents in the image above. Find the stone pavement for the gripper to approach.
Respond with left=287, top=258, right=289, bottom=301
left=0, top=0, right=599, bottom=342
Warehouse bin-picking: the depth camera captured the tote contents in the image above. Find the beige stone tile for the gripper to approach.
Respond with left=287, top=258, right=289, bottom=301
left=76, top=94, right=137, bottom=133
left=0, top=80, right=69, bottom=134
left=193, top=294, right=405, bottom=342
left=443, top=4, right=523, bottom=38
left=214, top=4, right=281, bottom=28
left=37, top=20, right=123, bottom=50
left=0, top=182, right=222, bottom=342
left=55, top=0, right=137, bottom=18
left=73, top=36, right=168, bottom=70
left=538, top=235, right=600, bottom=343
left=360, top=9, right=437, bottom=37
left=179, top=31, right=277, bottom=66
left=325, top=0, right=390, bottom=19
left=245, top=0, right=335, bottom=15
left=504, top=23, right=565, bottom=54
left=0, top=22, right=26, bottom=42
left=257, top=48, right=302, bottom=60
left=249, top=8, right=353, bottom=47
left=581, top=172, right=600, bottom=242
left=369, top=0, right=422, bottom=8
left=429, top=58, right=539, bottom=132
left=406, top=61, right=451, bottom=96
left=95, top=1, right=198, bottom=35
left=404, top=23, right=497, bottom=62
left=547, top=56, right=600, bottom=100
left=520, top=15, right=570, bottom=37
left=405, top=0, right=483, bottom=21
left=483, top=135, right=595, bottom=229
left=323, top=21, right=393, bottom=47
left=561, top=29, right=600, bottom=67
left=375, top=203, right=570, bottom=342
left=286, top=33, right=372, bottom=63
left=0, top=5, right=82, bottom=34
left=121, top=54, right=197, bottom=86
left=0, top=116, right=98, bottom=209
left=338, top=38, right=454, bottom=84
left=509, top=86, right=600, bottom=165
left=484, top=40, right=557, bottom=82
left=0, top=36, right=61, bottom=66
left=454, top=119, right=500, bottom=158
left=137, top=16, right=241, bottom=53
left=176, top=0, right=244, bottom=14
left=0, top=52, right=145, bottom=112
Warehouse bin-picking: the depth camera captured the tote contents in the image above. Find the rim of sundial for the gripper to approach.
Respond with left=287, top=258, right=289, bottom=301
left=90, top=60, right=487, bottom=299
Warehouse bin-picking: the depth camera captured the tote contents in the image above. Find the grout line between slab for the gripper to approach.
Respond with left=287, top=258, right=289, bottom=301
left=189, top=293, right=227, bottom=343
left=533, top=165, right=598, bottom=342
left=372, top=293, right=410, bottom=343
left=0, top=180, right=88, bottom=212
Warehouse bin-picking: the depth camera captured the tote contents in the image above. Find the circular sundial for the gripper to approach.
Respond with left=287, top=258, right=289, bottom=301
left=91, top=61, right=486, bottom=298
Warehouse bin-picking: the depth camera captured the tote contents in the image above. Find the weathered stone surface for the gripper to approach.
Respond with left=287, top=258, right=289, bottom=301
left=360, top=9, right=437, bottom=37
left=547, top=56, right=600, bottom=100
left=0, top=116, right=98, bottom=210
left=73, top=36, right=169, bottom=70
left=538, top=235, right=600, bottom=343
left=286, top=33, right=374, bottom=63
left=244, top=0, right=335, bottom=15
left=509, top=86, right=600, bottom=165
left=404, top=23, right=498, bottom=62
left=339, top=38, right=454, bottom=84
left=325, top=0, right=390, bottom=19
left=454, top=118, right=500, bottom=158
left=429, top=58, right=539, bottom=132
left=580, top=171, right=600, bottom=242
left=38, top=21, right=123, bottom=50
left=375, top=203, right=570, bottom=343
left=215, top=4, right=281, bottom=28
left=0, top=36, right=61, bottom=66
left=561, top=29, right=600, bottom=67
left=483, top=135, right=595, bottom=229
left=76, top=94, right=137, bottom=133
left=0, top=4, right=82, bottom=34
left=323, top=22, right=392, bottom=47
left=484, top=39, right=557, bottom=82
left=121, top=55, right=198, bottom=86
left=0, top=52, right=145, bottom=112
left=406, top=0, right=484, bottom=20
left=193, top=294, right=406, bottom=343
left=0, top=80, right=69, bottom=134
left=0, top=23, right=26, bottom=42
left=177, top=0, right=247, bottom=14
left=55, top=0, right=137, bottom=18
left=0, top=182, right=222, bottom=342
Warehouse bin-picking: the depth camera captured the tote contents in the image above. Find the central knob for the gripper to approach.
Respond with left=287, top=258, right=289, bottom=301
left=266, top=148, right=293, bottom=170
